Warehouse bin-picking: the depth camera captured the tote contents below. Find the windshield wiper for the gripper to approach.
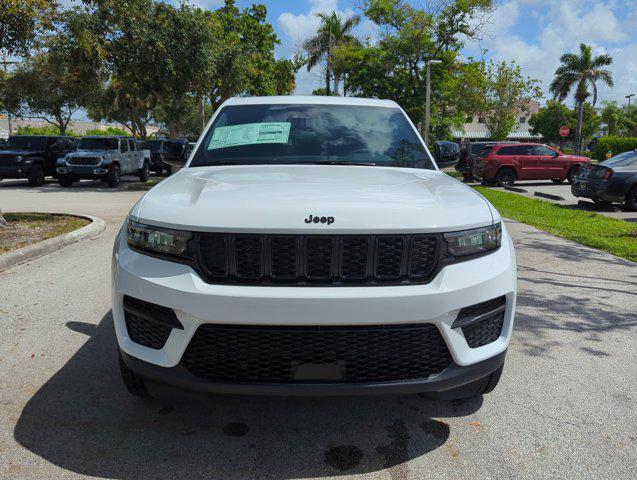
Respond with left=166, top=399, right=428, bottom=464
left=308, top=160, right=376, bottom=166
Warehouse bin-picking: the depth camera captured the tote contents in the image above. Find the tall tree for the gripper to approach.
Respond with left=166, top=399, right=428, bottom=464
left=601, top=100, right=622, bottom=136
left=460, top=60, right=541, bottom=140
left=303, top=11, right=360, bottom=96
left=550, top=43, right=613, bottom=153
left=331, top=0, right=494, bottom=138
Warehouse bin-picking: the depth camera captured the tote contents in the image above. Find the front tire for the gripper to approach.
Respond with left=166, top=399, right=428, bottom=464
left=118, top=351, right=150, bottom=398
left=138, top=161, right=149, bottom=182
left=496, top=168, right=516, bottom=187
left=106, top=165, right=121, bottom=188
left=625, top=186, right=637, bottom=211
left=436, top=364, right=505, bottom=400
left=27, top=164, right=45, bottom=187
left=58, top=176, right=74, bottom=188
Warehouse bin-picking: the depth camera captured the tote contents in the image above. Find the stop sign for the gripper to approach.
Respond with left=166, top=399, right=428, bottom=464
left=559, top=126, right=570, bottom=137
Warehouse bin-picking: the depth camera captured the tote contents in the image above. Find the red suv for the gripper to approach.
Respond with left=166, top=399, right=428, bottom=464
left=474, top=143, right=591, bottom=186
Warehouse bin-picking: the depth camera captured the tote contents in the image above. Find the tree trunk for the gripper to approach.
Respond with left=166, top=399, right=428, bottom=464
left=333, top=74, right=340, bottom=96
left=0, top=209, right=7, bottom=228
left=325, top=61, right=331, bottom=96
left=575, top=101, right=584, bottom=154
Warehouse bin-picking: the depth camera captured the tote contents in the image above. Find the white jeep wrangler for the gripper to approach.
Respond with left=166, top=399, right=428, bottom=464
left=112, top=96, right=516, bottom=399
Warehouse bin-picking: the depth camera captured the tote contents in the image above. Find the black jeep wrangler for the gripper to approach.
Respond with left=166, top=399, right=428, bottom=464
left=0, top=135, right=77, bottom=186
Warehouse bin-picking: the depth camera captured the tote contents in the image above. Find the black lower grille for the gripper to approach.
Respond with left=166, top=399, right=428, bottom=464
left=123, top=296, right=181, bottom=349
left=196, top=233, right=440, bottom=285
left=181, top=323, right=453, bottom=383
left=462, top=312, right=504, bottom=348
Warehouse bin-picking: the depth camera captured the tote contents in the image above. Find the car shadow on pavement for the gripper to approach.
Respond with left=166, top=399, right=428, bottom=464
left=14, top=311, right=482, bottom=480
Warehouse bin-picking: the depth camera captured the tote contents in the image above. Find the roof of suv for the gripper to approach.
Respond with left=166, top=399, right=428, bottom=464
left=223, top=95, right=399, bottom=108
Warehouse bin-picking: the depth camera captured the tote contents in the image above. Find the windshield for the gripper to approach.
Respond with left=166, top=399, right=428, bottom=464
left=6, top=136, right=47, bottom=150
left=78, top=138, right=119, bottom=150
left=601, top=151, right=637, bottom=167
left=140, top=140, right=163, bottom=150
left=189, top=104, right=435, bottom=169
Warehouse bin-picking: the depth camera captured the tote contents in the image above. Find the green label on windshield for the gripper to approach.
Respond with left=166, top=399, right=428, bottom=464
left=208, top=122, right=291, bottom=150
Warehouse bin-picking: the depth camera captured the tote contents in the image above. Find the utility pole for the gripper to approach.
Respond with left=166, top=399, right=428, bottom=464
left=424, top=59, right=442, bottom=145
left=626, top=93, right=635, bottom=106
left=2, top=52, right=17, bottom=136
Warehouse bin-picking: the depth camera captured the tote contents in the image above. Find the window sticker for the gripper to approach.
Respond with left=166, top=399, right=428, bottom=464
left=208, top=122, right=291, bottom=150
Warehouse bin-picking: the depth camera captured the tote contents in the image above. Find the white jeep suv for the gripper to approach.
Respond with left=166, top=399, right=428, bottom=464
left=112, top=96, right=516, bottom=399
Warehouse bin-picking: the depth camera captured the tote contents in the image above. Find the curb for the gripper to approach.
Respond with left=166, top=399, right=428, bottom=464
left=504, top=186, right=528, bottom=193
left=534, top=191, right=565, bottom=201
left=576, top=200, right=619, bottom=212
left=0, top=214, right=106, bottom=272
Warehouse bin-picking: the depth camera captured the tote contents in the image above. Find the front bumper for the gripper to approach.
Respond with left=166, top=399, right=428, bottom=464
left=57, top=165, right=110, bottom=179
left=0, top=165, right=34, bottom=179
left=112, top=223, right=517, bottom=394
left=571, top=179, right=624, bottom=203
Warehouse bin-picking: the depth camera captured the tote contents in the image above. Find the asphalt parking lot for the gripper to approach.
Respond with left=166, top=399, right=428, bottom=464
left=0, top=178, right=635, bottom=479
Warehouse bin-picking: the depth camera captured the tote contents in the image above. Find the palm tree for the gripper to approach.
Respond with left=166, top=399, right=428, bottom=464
left=550, top=43, right=613, bottom=153
left=303, top=11, right=360, bottom=96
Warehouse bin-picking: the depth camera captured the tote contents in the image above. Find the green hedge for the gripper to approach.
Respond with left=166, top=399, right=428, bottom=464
left=593, top=137, right=637, bottom=161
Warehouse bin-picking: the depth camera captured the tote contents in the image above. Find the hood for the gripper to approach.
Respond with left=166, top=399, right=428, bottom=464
left=69, top=150, right=111, bottom=157
left=0, top=149, right=41, bottom=156
left=133, top=165, right=497, bottom=233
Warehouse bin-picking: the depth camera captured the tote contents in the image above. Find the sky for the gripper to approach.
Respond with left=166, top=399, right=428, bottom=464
left=60, top=0, right=637, bottom=107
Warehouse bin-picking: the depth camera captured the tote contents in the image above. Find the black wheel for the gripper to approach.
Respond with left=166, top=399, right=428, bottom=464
left=58, top=176, right=74, bottom=188
left=106, top=165, right=121, bottom=188
left=138, top=161, right=150, bottom=182
left=566, top=166, right=579, bottom=184
left=625, top=186, right=637, bottom=211
left=27, top=164, right=45, bottom=187
left=118, top=351, right=150, bottom=398
left=551, top=178, right=565, bottom=184
left=496, top=168, right=516, bottom=187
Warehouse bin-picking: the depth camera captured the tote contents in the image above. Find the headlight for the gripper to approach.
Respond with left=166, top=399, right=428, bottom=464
left=444, top=223, right=502, bottom=257
left=15, top=156, right=22, bottom=163
left=127, top=220, right=191, bottom=255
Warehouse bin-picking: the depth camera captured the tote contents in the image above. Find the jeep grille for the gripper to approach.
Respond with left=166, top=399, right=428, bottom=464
left=195, top=233, right=440, bottom=285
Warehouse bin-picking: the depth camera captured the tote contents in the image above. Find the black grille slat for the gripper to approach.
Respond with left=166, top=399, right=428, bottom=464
left=182, top=323, right=452, bottom=383
left=375, top=237, right=405, bottom=279
left=306, top=237, right=333, bottom=279
left=271, top=237, right=298, bottom=279
left=235, top=236, right=262, bottom=278
left=197, top=233, right=439, bottom=285
left=123, top=296, right=180, bottom=349
left=0, top=155, right=16, bottom=166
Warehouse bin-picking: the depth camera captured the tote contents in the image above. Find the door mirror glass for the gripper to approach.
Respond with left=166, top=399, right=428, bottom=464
left=433, top=141, right=460, bottom=166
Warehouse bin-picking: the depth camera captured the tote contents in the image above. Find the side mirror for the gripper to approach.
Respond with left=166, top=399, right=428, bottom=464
left=433, top=141, right=460, bottom=166
left=162, top=140, right=188, bottom=167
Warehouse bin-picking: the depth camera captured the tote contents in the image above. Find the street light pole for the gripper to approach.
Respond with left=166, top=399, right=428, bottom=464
left=626, top=93, right=635, bottom=106
left=424, top=59, right=442, bottom=145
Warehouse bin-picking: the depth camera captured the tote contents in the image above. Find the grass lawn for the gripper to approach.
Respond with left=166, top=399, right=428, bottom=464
left=475, top=187, right=637, bottom=263
left=0, top=213, right=90, bottom=255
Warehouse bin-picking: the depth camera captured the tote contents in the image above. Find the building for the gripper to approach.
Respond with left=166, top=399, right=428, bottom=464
left=452, top=99, right=542, bottom=142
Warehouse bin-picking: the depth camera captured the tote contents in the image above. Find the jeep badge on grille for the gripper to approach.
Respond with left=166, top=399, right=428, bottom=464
left=304, top=215, right=335, bottom=225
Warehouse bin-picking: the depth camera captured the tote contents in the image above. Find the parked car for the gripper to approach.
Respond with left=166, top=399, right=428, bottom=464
left=474, top=143, right=591, bottom=186
left=57, top=136, right=150, bottom=188
left=113, top=96, right=516, bottom=401
left=571, top=150, right=637, bottom=210
left=138, top=139, right=170, bottom=175
left=455, top=141, right=518, bottom=181
left=0, top=135, right=77, bottom=186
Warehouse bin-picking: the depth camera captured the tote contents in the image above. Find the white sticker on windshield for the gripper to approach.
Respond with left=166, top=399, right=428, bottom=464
left=208, top=122, right=291, bottom=150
